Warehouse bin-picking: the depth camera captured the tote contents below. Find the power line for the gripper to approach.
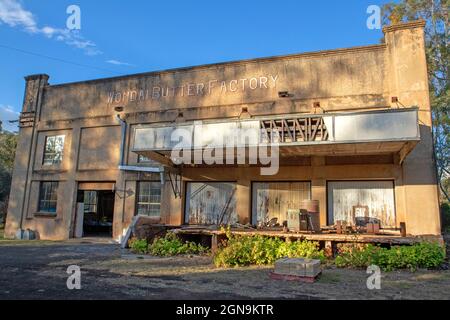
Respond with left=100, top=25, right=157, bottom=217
left=0, top=43, right=120, bottom=75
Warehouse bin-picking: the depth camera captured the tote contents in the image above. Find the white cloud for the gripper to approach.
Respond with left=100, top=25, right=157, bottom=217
left=0, top=0, right=101, bottom=56
left=1, top=104, right=19, bottom=115
left=106, top=59, right=134, bottom=67
left=0, top=0, right=37, bottom=32
left=0, top=104, right=19, bottom=132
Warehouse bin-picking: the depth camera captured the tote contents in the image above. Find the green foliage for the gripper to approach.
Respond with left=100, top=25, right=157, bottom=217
left=129, top=233, right=209, bottom=256
left=0, top=132, right=17, bottom=223
left=148, top=233, right=209, bottom=256
left=335, top=242, right=446, bottom=271
left=128, top=238, right=149, bottom=254
left=213, top=233, right=325, bottom=267
left=0, top=132, right=17, bottom=172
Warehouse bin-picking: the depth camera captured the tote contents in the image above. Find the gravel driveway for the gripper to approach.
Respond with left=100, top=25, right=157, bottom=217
left=0, top=239, right=449, bottom=300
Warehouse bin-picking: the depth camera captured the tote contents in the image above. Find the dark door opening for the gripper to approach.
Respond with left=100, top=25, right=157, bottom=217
left=76, top=190, right=115, bottom=237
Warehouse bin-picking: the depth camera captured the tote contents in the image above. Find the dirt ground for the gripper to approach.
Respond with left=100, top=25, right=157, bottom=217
left=0, top=236, right=449, bottom=300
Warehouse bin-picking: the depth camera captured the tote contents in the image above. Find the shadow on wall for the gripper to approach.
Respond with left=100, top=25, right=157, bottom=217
left=441, top=203, right=450, bottom=232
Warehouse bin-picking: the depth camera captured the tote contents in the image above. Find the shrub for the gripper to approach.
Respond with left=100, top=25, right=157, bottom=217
left=128, top=238, right=149, bottom=254
left=148, top=232, right=209, bottom=256
left=213, top=234, right=325, bottom=267
left=335, top=242, right=446, bottom=271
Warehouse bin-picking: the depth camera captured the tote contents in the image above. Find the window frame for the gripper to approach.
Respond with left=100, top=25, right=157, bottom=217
left=136, top=181, right=162, bottom=217
left=184, top=181, right=238, bottom=225
left=326, top=180, right=397, bottom=227
left=83, top=191, right=98, bottom=213
left=38, top=181, right=59, bottom=214
left=250, top=180, right=312, bottom=226
left=43, top=134, right=65, bottom=166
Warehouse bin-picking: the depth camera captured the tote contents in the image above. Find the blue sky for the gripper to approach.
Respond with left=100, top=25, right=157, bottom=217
left=0, top=0, right=389, bottom=132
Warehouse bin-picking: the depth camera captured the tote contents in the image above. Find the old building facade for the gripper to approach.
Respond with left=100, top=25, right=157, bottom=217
left=5, top=21, right=441, bottom=240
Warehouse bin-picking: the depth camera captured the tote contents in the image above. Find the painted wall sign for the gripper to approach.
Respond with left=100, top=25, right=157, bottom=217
left=107, top=74, right=279, bottom=104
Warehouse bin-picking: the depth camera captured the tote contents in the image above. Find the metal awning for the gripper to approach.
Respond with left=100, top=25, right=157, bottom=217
left=132, top=107, right=420, bottom=167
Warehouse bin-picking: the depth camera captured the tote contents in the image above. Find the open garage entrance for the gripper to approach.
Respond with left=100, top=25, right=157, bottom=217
left=74, top=182, right=116, bottom=238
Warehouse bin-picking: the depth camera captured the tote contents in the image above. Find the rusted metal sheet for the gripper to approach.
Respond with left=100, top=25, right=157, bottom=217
left=185, top=182, right=237, bottom=225
left=252, top=182, right=311, bottom=226
left=327, top=181, right=396, bottom=228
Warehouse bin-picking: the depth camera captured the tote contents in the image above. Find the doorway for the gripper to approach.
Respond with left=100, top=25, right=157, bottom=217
left=75, top=183, right=116, bottom=238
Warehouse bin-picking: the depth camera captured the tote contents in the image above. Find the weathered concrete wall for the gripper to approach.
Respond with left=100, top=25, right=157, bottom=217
left=383, top=21, right=441, bottom=235
left=41, top=44, right=389, bottom=122
left=78, top=126, right=121, bottom=171
left=5, top=20, right=441, bottom=240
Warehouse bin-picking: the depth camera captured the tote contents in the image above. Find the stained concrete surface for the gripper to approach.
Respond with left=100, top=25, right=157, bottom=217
left=0, top=240, right=449, bottom=300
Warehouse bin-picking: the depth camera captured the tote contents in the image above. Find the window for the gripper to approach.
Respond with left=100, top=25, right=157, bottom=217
left=185, top=182, right=237, bottom=225
left=43, top=135, right=65, bottom=165
left=136, top=182, right=161, bottom=217
left=252, top=182, right=311, bottom=226
left=83, top=191, right=97, bottom=213
left=327, top=181, right=396, bottom=228
left=38, top=182, right=58, bottom=213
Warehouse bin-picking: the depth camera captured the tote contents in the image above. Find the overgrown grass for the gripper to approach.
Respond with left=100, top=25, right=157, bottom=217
left=213, top=232, right=325, bottom=268
left=335, top=242, right=446, bottom=272
left=0, top=224, right=4, bottom=240
left=129, top=233, right=209, bottom=256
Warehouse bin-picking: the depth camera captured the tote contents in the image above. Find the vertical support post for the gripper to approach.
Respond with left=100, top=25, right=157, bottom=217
left=211, top=234, right=219, bottom=254
left=324, top=240, right=336, bottom=258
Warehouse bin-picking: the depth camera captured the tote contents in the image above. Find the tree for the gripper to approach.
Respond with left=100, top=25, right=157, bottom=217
left=0, top=131, right=18, bottom=172
left=382, top=0, right=449, bottom=202
left=0, top=131, right=17, bottom=224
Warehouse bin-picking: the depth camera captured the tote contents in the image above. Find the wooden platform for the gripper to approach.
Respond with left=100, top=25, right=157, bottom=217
left=173, top=227, right=443, bottom=245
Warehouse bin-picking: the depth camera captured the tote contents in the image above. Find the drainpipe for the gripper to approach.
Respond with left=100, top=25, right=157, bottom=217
left=116, top=114, right=128, bottom=229
left=116, top=114, right=127, bottom=166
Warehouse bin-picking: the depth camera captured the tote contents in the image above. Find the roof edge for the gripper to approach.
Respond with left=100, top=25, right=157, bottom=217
left=383, top=20, right=426, bottom=33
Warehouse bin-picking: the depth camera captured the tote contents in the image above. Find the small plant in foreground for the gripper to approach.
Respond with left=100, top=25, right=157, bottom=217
left=213, top=233, right=325, bottom=267
left=129, top=233, right=209, bottom=256
left=149, top=232, right=209, bottom=256
left=128, top=238, right=149, bottom=254
left=335, top=242, right=446, bottom=271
